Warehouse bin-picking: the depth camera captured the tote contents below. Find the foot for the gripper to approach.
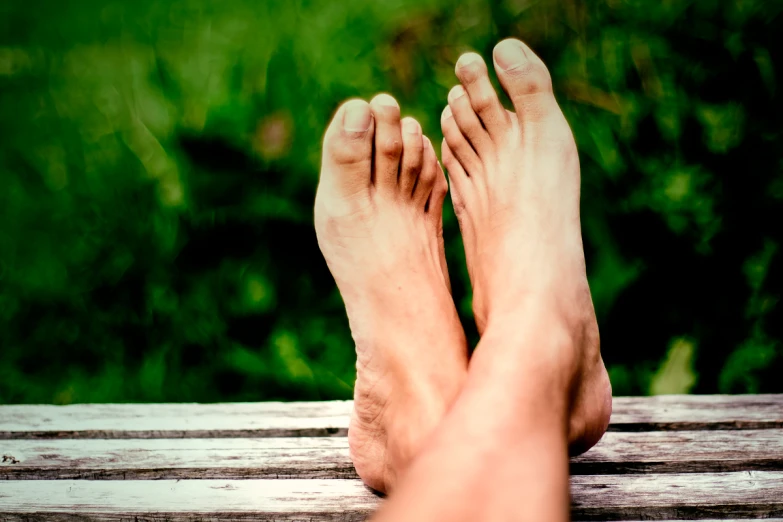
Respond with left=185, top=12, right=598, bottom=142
left=440, top=39, right=612, bottom=454
left=315, top=94, right=468, bottom=492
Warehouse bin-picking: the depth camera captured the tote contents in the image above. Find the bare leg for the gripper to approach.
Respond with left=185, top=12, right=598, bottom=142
left=374, top=315, right=573, bottom=521
left=315, top=94, right=468, bottom=493
left=374, top=38, right=612, bottom=520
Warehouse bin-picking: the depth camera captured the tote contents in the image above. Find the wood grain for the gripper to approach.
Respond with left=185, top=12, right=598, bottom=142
left=0, top=438, right=356, bottom=480
left=571, top=429, right=783, bottom=474
left=2, top=395, right=782, bottom=439
left=609, top=395, right=783, bottom=431
left=1, top=430, right=781, bottom=480
left=0, top=402, right=352, bottom=439
left=1, top=472, right=781, bottom=520
left=0, top=478, right=378, bottom=521
left=571, top=471, right=783, bottom=520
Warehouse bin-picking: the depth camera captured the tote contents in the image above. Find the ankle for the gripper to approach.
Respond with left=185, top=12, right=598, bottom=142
left=491, top=302, right=582, bottom=356
left=468, top=318, right=575, bottom=417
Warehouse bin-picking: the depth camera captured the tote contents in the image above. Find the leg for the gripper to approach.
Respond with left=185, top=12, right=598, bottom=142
left=374, top=317, right=572, bottom=521
left=315, top=94, right=468, bottom=493
left=375, top=37, right=612, bottom=519
left=441, top=38, right=612, bottom=452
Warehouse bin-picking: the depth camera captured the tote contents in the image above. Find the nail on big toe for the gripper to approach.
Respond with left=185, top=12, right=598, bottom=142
left=495, top=39, right=527, bottom=71
left=343, top=101, right=372, bottom=132
left=448, top=85, right=466, bottom=101
left=374, top=93, right=399, bottom=108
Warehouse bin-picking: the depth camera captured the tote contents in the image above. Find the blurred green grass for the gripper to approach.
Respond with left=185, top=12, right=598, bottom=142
left=1, top=0, right=781, bottom=404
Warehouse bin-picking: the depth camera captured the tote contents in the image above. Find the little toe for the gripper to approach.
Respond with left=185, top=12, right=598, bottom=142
left=492, top=38, right=555, bottom=119
left=441, top=139, right=475, bottom=251
left=440, top=139, right=468, bottom=191
left=321, top=99, right=375, bottom=197
left=369, top=93, right=404, bottom=191
left=455, top=52, right=510, bottom=137
left=448, top=84, right=492, bottom=156
left=413, top=136, right=439, bottom=209
left=441, top=105, right=483, bottom=176
left=399, top=117, right=425, bottom=198
left=427, top=156, right=449, bottom=215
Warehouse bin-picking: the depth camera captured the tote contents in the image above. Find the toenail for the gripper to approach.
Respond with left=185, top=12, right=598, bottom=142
left=494, top=39, right=528, bottom=71
left=448, top=85, right=466, bottom=101
left=373, top=93, right=399, bottom=108
left=441, top=106, right=453, bottom=121
left=403, top=118, right=421, bottom=135
left=456, top=52, right=482, bottom=70
left=343, top=101, right=373, bottom=132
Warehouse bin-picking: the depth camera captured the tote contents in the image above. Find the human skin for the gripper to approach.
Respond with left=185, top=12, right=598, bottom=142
left=314, top=94, right=469, bottom=492
left=314, top=37, right=611, bottom=503
left=372, top=37, right=611, bottom=520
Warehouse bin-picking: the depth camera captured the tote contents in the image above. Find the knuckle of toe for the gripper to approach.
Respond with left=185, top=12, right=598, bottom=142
left=378, top=137, right=402, bottom=158
left=331, top=141, right=368, bottom=165
left=458, top=64, right=485, bottom=85
left=403, top=157, right=424, bottom=173
left=509, top=61, right=552, bottom=92
left=471, top=93, right=495, bottom=113
left=436, top=176, right=449, bottom=194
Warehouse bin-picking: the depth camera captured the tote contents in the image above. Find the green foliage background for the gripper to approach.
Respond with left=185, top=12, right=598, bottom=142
left=1, top=0, right=782, bottom=404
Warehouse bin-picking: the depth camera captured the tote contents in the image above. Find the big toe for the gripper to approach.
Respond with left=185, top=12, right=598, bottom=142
left=321, top=99, right=375, bottom=197
left=493, top=38, right=554, bottom=117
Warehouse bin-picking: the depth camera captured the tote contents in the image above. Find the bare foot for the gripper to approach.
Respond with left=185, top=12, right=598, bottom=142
left=315, top=94, right=468, bottom=492
left=440, top=39, right=612, bottom=454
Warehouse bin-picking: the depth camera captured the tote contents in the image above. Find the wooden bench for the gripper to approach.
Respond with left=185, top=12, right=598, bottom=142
left=1, top=395, right=782, bottom=520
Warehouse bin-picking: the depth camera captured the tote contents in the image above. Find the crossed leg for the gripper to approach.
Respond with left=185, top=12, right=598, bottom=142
left=373, top=37, right=612, bottom=519
left=315, top=37, right=612, bottom=516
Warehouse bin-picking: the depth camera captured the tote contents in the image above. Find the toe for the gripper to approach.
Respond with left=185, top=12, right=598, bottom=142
left=369, top=93, right=404, bottom=191
left=441, top=140, right=475, bottom=257
left=321, top=99, right=375, bottom=196
left=425, top=153, right=451, bottom=292
left=492, top=38, right=554, bottom=118
left=455, top=52, right=510, bottom=137
left=413, top=136, right=439, bottom=208
left=399, top=117, right=424, bottom=198
left=441, top=105, right=482, bottom=176
left=427, top=156, right=449, bottom=214
left=440, top=139, right=469, bottom=193
left=448, top=84, right=492, bottom=156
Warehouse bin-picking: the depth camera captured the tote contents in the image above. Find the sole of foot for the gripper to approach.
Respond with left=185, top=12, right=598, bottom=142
left=440, top=38, right=612, bottom=454
left=315, top=94, right=469, bottom=492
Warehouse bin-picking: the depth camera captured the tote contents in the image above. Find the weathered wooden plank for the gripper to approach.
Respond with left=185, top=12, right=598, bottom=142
left=0, top=402, right=353, bottom=439
left=571, top=429, right=783, bottom=474
left=2, top=395, right=782, bottom=439
left=2, top=430, right=782, bottom=480
left=0, top=438, right=356, bottom=480
left=0, top=479, right=378, bottom=521
left=609, top=395, right=783, bottom=431
left=0, top=473, right=782, bottom=520
left=571, top=471, right=783, bottom=520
